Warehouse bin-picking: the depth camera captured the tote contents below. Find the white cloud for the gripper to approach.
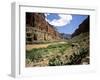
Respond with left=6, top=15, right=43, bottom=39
left=44, top=13, right=50, bottom=17
left=45, top=14, right=72, bottom=27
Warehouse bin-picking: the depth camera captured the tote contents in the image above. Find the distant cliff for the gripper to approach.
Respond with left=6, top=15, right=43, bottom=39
left=60, top=33, right=71, bottom=39
left=72, top=16, right=89, bottom=37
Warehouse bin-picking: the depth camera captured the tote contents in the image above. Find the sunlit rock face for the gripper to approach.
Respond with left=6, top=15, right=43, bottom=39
left=26, top=13, right=61, bottom=44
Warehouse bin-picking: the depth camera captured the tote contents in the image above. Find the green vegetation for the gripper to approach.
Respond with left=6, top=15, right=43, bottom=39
left=26, top=43, right=70, bottom=64
left=66, top=48, right=89, bottom=65
left=49, top=56, right=62, bottom=66
left=48, top=48, right=89, bottom=66
left=29, top=40, right=65, bottom=44
left=26, top=32, right=90, bottom=67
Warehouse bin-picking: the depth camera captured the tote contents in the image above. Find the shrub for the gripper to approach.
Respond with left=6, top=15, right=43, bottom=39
left=49, top=57, right=62, bottom=66
left=26, top=43, right=70, bottom=64
left=26, top=48, right=43, bottom=62
left=66, top=48, right=89, bottom=65
left=26, top=58, right=32, bottom=64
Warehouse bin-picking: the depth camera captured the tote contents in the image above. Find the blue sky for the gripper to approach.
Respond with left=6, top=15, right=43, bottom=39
left=45, top=13, right=88, bottom=34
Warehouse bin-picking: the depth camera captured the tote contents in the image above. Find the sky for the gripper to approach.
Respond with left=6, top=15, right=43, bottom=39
left=45, top=13, right=88, bottom=34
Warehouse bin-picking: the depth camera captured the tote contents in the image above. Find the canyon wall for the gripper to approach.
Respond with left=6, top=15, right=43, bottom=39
left=26, top=13, right=61, bottom=44
left=72, top=16, right=89, bottom=37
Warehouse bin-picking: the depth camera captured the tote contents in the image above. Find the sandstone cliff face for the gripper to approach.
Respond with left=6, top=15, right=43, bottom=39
left=72, top=16, right=89, bottom=37
left=26, top=13, right=61, bottom=44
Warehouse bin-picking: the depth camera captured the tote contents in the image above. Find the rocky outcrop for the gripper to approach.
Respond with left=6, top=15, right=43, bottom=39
left=26, top=13, right=61, bottom=44
left=72, top=16, right=89, bottom=37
